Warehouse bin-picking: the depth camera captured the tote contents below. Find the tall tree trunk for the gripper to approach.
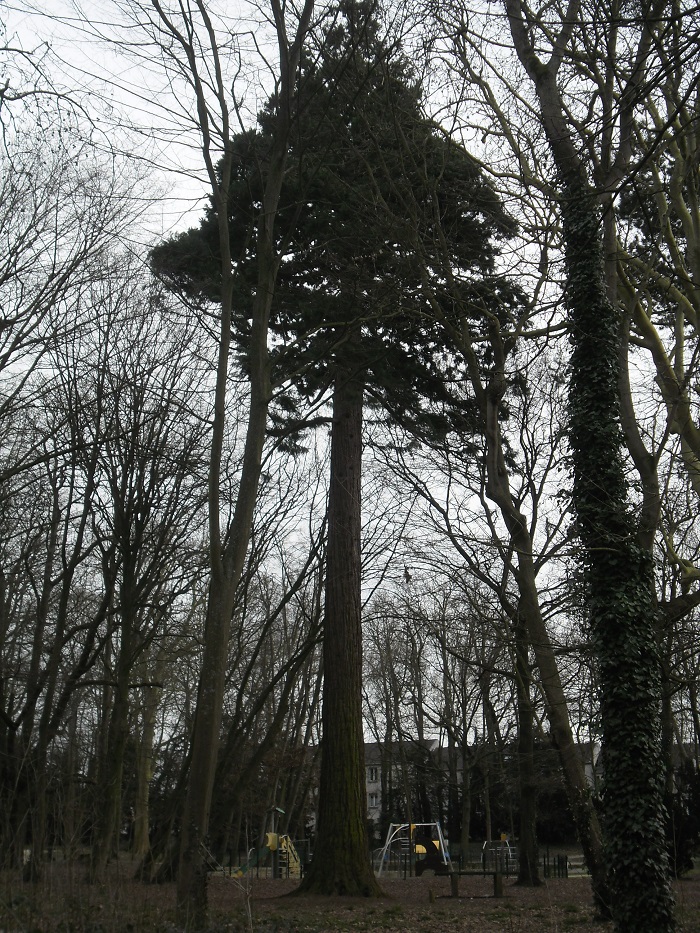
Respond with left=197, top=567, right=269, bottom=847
left=296, top=371, right=381, bottom=896
left=177, top=577, right=238, bottom=924
left=18, top=482, right=61, bottom=882
left=514, top=610, right=540, bottom=886
left=460, top=750, right=472, bottom=860
left=175, top=95, right=278, bottom=933
left=90, top=609, right=134, bottom=881
left=446, top=737, right=461, bottom=851
left=413, top=157, right=609, bottom=891
left=479, top=670, right=494, bottom=844
left=165, top=1, right=315, bottom=923
left=619, top=300, right=679, bottom=872
left=133, top=667, right=164, bottom=859
left=62, top=699, right=81, bottom=863
left=505, top=5, right=675, bottom=927
left=563, top=182, right=674, bottom=930
left=470, top=325, right=609, bottom=904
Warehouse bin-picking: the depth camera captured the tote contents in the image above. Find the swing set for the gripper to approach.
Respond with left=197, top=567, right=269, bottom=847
left=374, top=822, right=451, bottom=877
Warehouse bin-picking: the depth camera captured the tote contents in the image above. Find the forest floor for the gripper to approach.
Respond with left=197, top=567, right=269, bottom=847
left=2, top=862, right=700, bottom=932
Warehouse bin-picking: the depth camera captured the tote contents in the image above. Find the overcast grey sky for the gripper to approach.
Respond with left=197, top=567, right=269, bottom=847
left=4, top=0, right=277, bottom=241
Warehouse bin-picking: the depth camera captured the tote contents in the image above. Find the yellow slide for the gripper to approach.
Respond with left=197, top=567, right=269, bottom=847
left=268, top=833, right=301, bottom=878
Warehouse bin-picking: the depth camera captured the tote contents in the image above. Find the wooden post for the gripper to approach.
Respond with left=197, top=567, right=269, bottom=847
left=494, top=871, right=503, bottom=898
left=450, top=873, right=459, bottom=898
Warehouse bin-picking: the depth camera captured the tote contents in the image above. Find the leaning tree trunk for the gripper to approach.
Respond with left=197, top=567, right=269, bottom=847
left=168, top=1, right=315, bottom=923
left=466, top=321, right=609, bottom=903
left=175, top=67, right=284, bottom=928
left=296, top=370, right=381, bottom=896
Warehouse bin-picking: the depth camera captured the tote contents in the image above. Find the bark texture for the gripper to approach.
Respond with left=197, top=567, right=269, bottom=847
left=296, top=372, right=381, bottom=896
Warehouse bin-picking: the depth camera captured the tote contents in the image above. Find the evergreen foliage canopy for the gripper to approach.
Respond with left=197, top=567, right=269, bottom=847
left=151, top=0, right=519, bottom=439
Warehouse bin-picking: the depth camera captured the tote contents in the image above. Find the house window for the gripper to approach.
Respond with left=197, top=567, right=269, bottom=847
left=368, top=792, right=379, bottom=809
left=368, top=766, right=379, bottom=783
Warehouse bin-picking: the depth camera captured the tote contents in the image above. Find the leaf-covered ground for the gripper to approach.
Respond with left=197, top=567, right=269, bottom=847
left=2, top=864, right=700, bottom=931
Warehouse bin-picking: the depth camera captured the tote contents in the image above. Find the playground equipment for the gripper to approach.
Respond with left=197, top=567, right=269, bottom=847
left=482, top=837, right=518, bottom=875
left=230, top=833, right=301, bottom=878
left=227, top=805, right=302, bottom=879
left=267, top=833, right=302, bottom=878
left=374, top=822, right=451, bottom=877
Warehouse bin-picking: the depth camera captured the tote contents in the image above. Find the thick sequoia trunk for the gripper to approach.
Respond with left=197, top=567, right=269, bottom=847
left=296, top=372, right=381, bottom=896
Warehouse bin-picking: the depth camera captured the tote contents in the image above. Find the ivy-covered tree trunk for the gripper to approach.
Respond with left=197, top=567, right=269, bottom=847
left=296, top=370, right=381, bottom=896
left=564, top=183, right=675, bottom=931
left=505, top=5, right=676, bottom=926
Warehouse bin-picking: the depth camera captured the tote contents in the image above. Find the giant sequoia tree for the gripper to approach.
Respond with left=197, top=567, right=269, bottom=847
left=154, top=0, right=515, bottom=895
